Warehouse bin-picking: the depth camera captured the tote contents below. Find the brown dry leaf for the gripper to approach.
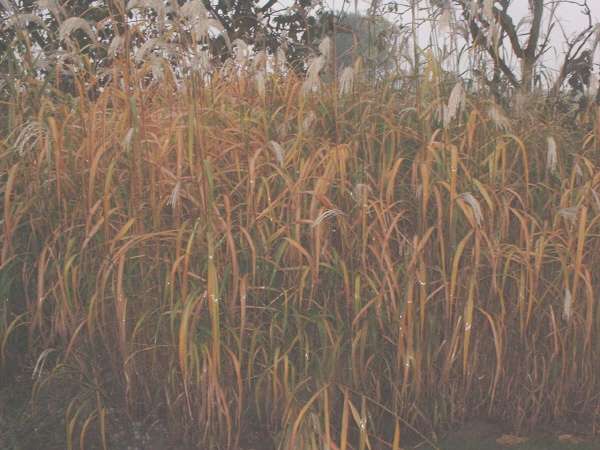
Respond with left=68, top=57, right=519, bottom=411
left=496, top=434, right=529, bottom=446
left=558, top=434, right=585, bottom=444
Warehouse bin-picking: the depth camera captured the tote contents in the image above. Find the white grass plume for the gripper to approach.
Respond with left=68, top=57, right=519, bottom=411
left=546, top=136, right=558, bottom=174
left=255, top=70, right=266, bottom=97
left=269, top=141, right=285, bottom=165
left=311, top=209, right=346, bottom=228
left=459, top=192, right=483, bottom=226
left=252, top=50, right=267, bottom=72
left=32, top=348, right=56, bottom=380
left=134, top=37, right=171, bottom=63
left=108, top=35, right=125, bottom=57
left=300, top=111, right=316, bottom=133
left=150, top=56, right=165, bottom=81
left=318, top=36, right=332, bottom=60
left=487, top=103, right=510, bottom=130
left=180, top=0, right=207, bottom=17
left=574, top=162, right=583, bottom=180
left=3, top=13, right=46, bottom=30
left=483, top=0, right=493, bottom=21
left=167, top=181, right=181, bottom=207
left=233, top=39, right=250, bottom=66
left=563, top=287, right=572, bottom=322
left=59, top=17, right=96, bottom=43
left=275, top=46, right=287, bottom=72
left=122, top=128, right=135, bottom=149
left=189, top=50, right=211, bottom=73
left=302, top=55, right=326, bottom=94
left=12, top=120, right=48, bottom=156
left=180, top=0, right=224, bottom=43
left=444, top=81, right=465, bottom=128
left=339, top=66, right=354, bottom=97
left=353, top=183, right=370, bottom=207
left=587, top=73, right=599, bottom=101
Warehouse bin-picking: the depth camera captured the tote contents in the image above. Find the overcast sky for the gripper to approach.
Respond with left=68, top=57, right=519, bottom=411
left=333, top=0, right=600, bottom=26
left=323, top=0, right=600, bottom=70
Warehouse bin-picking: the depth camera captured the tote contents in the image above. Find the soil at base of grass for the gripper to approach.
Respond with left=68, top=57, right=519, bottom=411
left=1, top=375, right=597, bottom=450
left=430, top=419, right=600, bottom=450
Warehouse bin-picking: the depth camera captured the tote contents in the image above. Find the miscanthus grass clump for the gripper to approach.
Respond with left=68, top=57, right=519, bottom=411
left=2, top=49, right=600, bottom=449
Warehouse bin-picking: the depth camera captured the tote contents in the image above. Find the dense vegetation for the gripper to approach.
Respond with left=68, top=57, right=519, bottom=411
left=2, top=1, right=600, bottom=449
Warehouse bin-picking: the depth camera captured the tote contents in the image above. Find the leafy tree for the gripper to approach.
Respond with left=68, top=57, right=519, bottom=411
left=0, top=0, right=333, bottom=75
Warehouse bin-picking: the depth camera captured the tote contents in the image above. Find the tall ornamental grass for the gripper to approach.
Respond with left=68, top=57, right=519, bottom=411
left=2, top=53, right=600, bottom=449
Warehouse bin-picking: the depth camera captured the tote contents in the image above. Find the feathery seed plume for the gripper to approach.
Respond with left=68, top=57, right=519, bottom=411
left=59, top=17, right=96, bottom=43
left=459, top=192, right=483, bottom=226
left=546, top=136, right=558, bottom=174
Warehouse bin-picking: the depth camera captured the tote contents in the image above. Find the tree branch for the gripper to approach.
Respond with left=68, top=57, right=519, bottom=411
left=466, top=16, right=520, bottom=88
left=524, top=0, right=543, bottom=59
left=258, top=0, right=279, bottom=14
left=492, top=4, right=524, bottom=58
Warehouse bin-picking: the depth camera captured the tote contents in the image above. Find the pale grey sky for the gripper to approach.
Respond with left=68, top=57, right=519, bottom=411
left=324, top=0, right=600, bottom=71
left=335, top=0, right=600, bottom=25
left=328, top=1, right=599, bottom=39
